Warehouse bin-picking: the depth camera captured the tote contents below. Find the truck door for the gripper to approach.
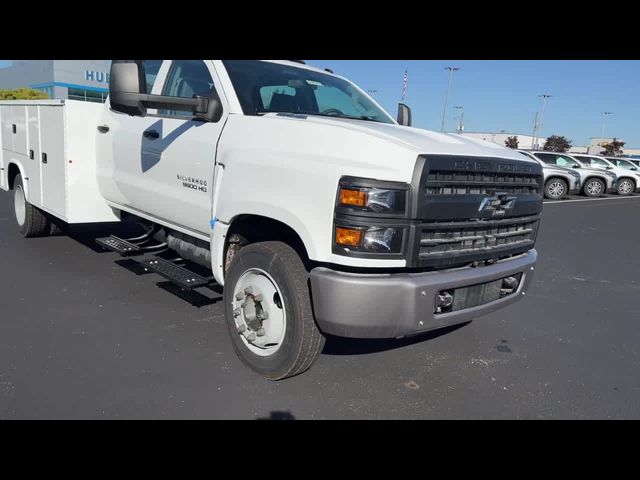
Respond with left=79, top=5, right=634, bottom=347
left=98, top=60, right=227, bottom=236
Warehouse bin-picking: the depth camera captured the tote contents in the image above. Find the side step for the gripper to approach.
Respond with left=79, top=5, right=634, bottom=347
left=140, top=256, right=215, bottom=290
left=96, top=236, right=142, bottom=256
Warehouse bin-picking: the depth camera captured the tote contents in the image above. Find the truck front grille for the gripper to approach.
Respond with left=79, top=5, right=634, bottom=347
left=417, top=215, right=540, bottom=268
left=425, top=170, right=541, bottom=196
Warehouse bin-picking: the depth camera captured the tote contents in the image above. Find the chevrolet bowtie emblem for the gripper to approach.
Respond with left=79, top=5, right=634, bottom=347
left=479, top=192, right=517, bottom=217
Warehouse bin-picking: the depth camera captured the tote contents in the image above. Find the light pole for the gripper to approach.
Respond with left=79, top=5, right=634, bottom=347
left=601, top=112, right=613, bottom=141
left=440, top=67, right=460, bottom=132
left=532, top=94, right=552, bottom=149
left=454, top=106, right=464, bottom=133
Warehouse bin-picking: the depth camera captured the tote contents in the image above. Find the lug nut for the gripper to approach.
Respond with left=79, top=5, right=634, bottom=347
left=257, top=312, right=269, bottom=321
left=244, top=286, right=254, bottom=295
left=247, top=333, right=257, bottom=342
left=257, top=328, right=266, bottom=337
left=253, top=294, right=264, bottom=302
left=233, top=308, right=241, bottom=318
left=235, top=292, right=244, bottom=300
left=237, top=324, right=246, bottom=333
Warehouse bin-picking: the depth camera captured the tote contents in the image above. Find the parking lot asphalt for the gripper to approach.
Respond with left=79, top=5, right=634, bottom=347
left=1, top=190, right=640, bottom=419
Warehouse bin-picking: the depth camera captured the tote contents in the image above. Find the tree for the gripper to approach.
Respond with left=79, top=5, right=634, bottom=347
left=543, top=135, right=572, bottom=153
left=600, top=138, right=625, bottom=156
left=0, top=87, right=48, bottom=100
left=504, top=136, right=519, bottom=149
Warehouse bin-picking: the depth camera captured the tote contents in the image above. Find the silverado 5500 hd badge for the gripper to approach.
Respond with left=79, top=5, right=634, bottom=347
left=177, top=174, right=207, bottom=193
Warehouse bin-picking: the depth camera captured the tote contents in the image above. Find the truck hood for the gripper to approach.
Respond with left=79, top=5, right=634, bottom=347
left=267, top=114, right=533, bottom=163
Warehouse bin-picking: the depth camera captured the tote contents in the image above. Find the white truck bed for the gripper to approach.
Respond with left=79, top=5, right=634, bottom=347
left=0, top=99, right=118, bottom=224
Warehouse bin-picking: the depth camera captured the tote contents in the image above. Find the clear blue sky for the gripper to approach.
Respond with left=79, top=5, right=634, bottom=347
left=2, top=60, right=638, bottom=146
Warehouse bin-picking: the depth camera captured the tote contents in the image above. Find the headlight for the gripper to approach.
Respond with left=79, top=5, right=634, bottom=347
left=337, top=178, right=409, bottom=216
left=334, top=225, right=404, bottom=253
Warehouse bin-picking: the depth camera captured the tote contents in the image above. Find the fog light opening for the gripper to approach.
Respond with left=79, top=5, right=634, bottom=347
left=499, top=274, right=522, bottom=298
left=435, top=290, right=454, bottom=314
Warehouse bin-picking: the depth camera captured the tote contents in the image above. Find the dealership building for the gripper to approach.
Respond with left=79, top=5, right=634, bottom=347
left=0, top=60, right=111, bottom=102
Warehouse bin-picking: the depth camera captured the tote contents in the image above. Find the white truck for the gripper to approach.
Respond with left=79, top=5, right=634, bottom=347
left=0, top=60, right=543, bottom=380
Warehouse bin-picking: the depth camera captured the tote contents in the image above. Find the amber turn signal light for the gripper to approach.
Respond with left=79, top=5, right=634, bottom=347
left=335, top=227, right=363, bottom=247
left=339, top=188, right=368, bottom=208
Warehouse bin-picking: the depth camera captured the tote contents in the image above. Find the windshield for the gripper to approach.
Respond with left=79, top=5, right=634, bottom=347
left=222, top=61, right=395, bottom=124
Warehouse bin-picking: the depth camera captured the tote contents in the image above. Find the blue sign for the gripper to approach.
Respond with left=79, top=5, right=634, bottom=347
left=85, top=70, right=110, bottom=84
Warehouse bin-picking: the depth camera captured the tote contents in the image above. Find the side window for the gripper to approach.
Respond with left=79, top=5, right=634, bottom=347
left=591, top=158, right=609, bottom=167
left=536, top=154, right=555, bottom=165
left=143, top=60, right=163, bottom=93
left=577, top=156, right=592, bottom=166
left=555, top=155, right=575, bottom=168
left=159, top=60, right=215, bottom=117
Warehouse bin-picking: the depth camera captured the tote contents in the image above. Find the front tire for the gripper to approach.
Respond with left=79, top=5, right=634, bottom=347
left=544, top=178, right=568, bottom=200
left=13, top=174, right=50, bottom=237
left=617, top=178, right=635, bottom=196
left=582, top=178, right=605, bottom=198
left=224, top=241, right=325, bottom=380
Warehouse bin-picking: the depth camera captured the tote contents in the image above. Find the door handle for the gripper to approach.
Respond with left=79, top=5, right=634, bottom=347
left=29, top=149, right=34, bottom=160
left=143, top=129, right=160, bottom=140
left=97, top=125, right=110, bottom=133
left=42, top=152, right=48, bottom=164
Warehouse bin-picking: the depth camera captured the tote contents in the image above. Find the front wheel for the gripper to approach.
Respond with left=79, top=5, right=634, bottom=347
left=544, top=178, right=568, bottom=200
left=582, top=178, right=605, bottom=198
left=617, top=178, right=635, bottom=196
left=224, top=241, right=325, bottom=380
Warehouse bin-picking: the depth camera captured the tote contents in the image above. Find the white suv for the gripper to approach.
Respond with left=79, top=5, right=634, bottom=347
left=573, top=154, right=639, bottom=195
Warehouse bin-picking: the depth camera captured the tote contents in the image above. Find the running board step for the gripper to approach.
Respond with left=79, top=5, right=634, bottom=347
left=96, top=236, right=142, bottom=256
left=140, top=256, right=215, bottom=290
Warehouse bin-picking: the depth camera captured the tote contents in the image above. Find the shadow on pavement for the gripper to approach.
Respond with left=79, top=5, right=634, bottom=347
left=322, top=322, right=471, bottom=356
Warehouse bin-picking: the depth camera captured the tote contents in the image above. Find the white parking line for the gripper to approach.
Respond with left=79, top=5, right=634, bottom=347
left=544, top=196, right=640, bottom=205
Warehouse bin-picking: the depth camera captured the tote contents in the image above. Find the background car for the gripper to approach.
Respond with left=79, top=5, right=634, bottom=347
left=532, top=152, right=617, bottom=198
left=518, top=150, right=581, bottom=200
left=572, top=154, right=639, bottom=195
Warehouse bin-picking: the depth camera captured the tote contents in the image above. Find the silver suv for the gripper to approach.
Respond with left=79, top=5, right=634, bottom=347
left=518, top=150, right=581, bottom=199
left=533, top=152, right=617, bottom=197
left=573, top=155, right=640, bottom=195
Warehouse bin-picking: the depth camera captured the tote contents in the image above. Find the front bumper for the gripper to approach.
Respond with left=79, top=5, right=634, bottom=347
left=310, top=250, right=537, bottom=339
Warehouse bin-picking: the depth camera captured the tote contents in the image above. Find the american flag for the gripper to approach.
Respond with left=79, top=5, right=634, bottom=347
left=401, top=68, right=408, bottom=100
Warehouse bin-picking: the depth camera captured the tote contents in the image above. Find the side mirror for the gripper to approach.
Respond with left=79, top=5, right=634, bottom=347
left=109, top=60, right=223, bottom=122
left=397, top=103, right=412, bottom=126
left=606, top=166, right=614, bottom=170
left=631, top=167, right=637, bottom=171
left=572, top=165, right=581, bottom=169
left=109, top=60, right=148, bottom=116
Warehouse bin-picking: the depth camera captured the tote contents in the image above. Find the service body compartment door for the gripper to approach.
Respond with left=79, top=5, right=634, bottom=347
left=26, top=105, right=42, bottom=206
left=39, top=106, right=66, bottom=218
left=11, top=105, right=28, bottom=156
left=1, top=105, right=14, bottom=155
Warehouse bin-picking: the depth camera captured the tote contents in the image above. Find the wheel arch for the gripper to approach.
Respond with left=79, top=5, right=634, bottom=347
left=224, top=214, right=310, bottom=271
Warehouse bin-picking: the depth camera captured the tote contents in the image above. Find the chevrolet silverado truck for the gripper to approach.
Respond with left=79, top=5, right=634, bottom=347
left=0, top=60, right=543, bottom=380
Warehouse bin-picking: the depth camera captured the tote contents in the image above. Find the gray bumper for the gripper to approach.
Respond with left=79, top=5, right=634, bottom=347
left=310, top=250, right=537, bottom=339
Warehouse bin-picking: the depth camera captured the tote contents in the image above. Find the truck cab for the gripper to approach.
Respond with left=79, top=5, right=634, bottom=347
left=2, top=60, right=544, bottom=380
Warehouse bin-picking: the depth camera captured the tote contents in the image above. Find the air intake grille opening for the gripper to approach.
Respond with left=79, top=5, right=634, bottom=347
left=425, top=170, right=541, bottom=195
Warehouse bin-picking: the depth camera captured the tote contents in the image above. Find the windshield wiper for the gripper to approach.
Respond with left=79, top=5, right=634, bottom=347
left=259, top=110, right=385, bottom=123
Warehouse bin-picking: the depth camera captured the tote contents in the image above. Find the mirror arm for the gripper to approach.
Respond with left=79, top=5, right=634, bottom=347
left=141, top=94, right=209, bottom=113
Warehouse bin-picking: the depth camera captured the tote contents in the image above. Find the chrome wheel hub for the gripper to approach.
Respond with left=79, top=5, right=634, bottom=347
left=619, top=180, right=633, bottom=194
left=586, top=181, right=602, bottom=195
left=548, top=181, right=565, bottom=198
left=232, top=268, right=286, bottom=356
